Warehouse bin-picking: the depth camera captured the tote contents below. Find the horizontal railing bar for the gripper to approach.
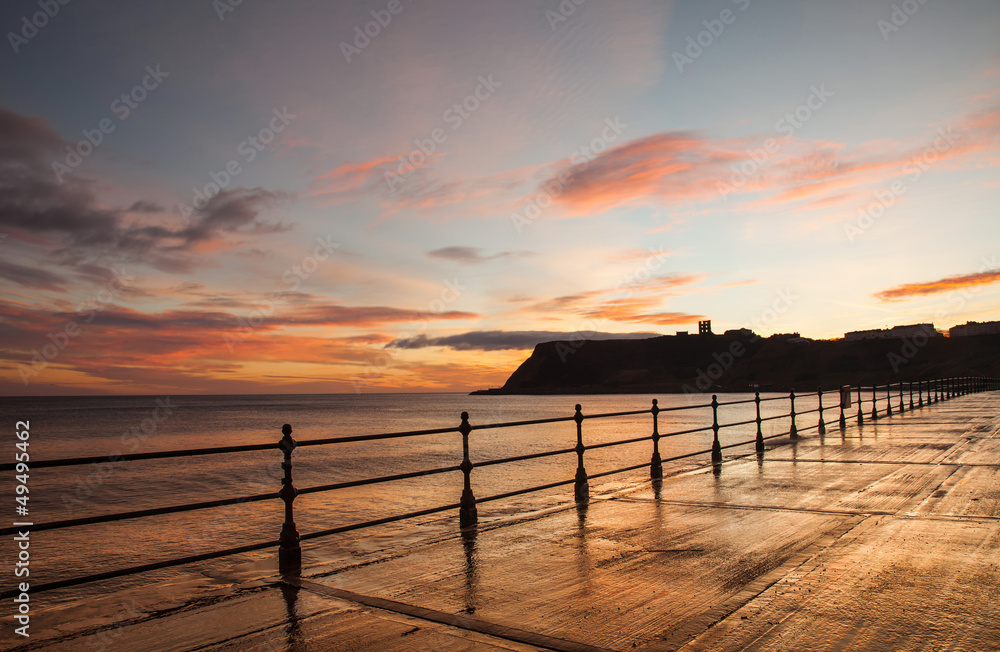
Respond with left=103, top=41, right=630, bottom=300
left=716, top=398, right=758, bottom=406
left=0, top=442, right=278, bottom=471
left=585, top=435, right=651, bottom=451
left=299, top=502, right=462, bottom=541
left=579, top=408, right=652, bottom=419
left=296, top=465, right=462, bottom=496
left=657, top=402, right=713, bottom=412
left=475, top=478, right=577, bottom=504
left=0, top=537, right=280, bottom=600
left=587, top=461, right=650, bottom=480
left=715, top=437, right=760, bottom=453
left=760, top=413, right=789, bottom=422
left=474, top=447, right=576, bottom=468
left=296, top=426, right=459, bottom=447
left=659, top=424, right=715, bottom=438
left=469, top=415, right=577, bottom=430
left=0, top=490, right=278, bottom=537
left=718, top=418, right=758, bottom=429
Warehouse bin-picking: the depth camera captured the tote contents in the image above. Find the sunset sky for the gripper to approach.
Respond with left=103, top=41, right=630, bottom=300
left=1, top=0, right=999, bottom=395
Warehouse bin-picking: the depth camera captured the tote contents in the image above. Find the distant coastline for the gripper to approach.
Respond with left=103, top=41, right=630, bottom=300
left=471, top=332, right=1000, bottom=395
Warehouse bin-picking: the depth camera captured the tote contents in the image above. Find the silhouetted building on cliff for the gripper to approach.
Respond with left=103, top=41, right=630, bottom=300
left=844, top=323, right=942, bottom=341
left=950, top=320, right=1000, bottom=337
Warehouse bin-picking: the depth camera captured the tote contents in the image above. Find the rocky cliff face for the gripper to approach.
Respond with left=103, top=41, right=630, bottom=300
left=478, top=333, right=1000, bottom=394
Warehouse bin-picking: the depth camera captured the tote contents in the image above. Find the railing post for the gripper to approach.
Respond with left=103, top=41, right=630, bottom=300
left=650, top=399, right=662, bottom=479
left=839, top=385, right=847, bottom=430
left=459, top=412, right=478, bottom=528
left=574, top=404, right=589, bottom=502
left=755, top=392, right=764, bottom=454
left=908, top=381, right=914, bottom=410
left=898, top=382, right=905, bottom=414
left=871, top=383, right=879, bottom=421
left=817, top=387, right=826, bottom=435
left=856, top=385, right=864, bottom=425
left=885, top=382, right=893, bottom=416
left=918, top=380, right=923, bottom=407
left=278, top=424, right=301, bottom=575
left=711, top=395, right=722, bottom=464
left=789, top=390, right=799, bottom=439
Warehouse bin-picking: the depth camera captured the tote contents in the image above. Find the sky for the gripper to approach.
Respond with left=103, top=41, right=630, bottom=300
left=0, top=0, right=998, bottom=396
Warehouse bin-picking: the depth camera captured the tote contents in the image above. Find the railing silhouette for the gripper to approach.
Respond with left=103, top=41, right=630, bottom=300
left=2, top=375, right=997, bottom=599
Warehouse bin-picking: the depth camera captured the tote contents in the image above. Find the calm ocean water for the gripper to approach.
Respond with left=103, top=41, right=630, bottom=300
left=0, top=392, right=819, bottom=627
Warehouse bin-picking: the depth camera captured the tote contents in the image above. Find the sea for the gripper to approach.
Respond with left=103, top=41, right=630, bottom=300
left=0, top=391, right=824, bottom=633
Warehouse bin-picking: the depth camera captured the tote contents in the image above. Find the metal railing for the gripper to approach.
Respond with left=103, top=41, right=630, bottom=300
left=2, top=375, right=997, bottom=599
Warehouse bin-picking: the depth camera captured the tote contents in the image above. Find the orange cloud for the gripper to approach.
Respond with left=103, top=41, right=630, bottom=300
left=311, top=155, right=402, bottom=196
left=875, top=270, right=1000, bottom=302
left=532, top=98, right=1000, bottom=221
left=550, top=132, right=744, bottom=214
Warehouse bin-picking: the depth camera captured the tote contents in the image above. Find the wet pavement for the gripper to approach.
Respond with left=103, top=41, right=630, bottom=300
left=11, top=393, right=1000, bottom=651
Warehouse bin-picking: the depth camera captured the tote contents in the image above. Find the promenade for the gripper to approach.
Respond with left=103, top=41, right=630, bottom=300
left=13, top=391, right=1000, bottom=651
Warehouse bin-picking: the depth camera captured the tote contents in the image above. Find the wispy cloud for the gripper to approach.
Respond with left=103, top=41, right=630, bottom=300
left=0, top=260, right=68, bottom=293
left=0, top=105, right=294, bottom=277
left=427, top=246, right=533, bottom=264
left=875, top=269, right=1000, bottom=302
left=387, top=329, right=660, bottom=351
